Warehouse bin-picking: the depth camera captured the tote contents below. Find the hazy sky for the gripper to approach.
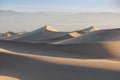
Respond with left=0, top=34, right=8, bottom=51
left=0, top=0, right=119, bottom=12
left=0, top=0, right=120, bottom=32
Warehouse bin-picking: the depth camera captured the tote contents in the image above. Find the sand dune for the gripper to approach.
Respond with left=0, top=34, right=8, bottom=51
left=1, top=47, right=120, bottom=71
left=61, top=28, right=120, bottom=44
left=76, top=26, right=98, bottom=34
left=0, top=40, right=120, bottom=59
left=1, top=52, right=120, bottom=80
left=0, top=27, right=120, bottom=80
left=0, top=43, right=120, bottom=80
left=0, top=26, right=98, bottom=44
left=6, top=25, right=77, bottom=43
left=54, top=26, right=97, bottom=44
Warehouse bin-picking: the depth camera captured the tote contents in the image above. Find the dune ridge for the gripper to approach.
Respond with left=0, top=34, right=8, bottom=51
left=46, top=25, right=60, bottom=32
left=0, top=40, right=120, bottom=59
left=61, top=28, right=120, bottom=44
left=1, top=48, right=120, bottom=71
left=6, top=25, right=75, bottom=43
left=0, top=27, right=120, bottom=80
left=76, top=26, right=98, bottom=34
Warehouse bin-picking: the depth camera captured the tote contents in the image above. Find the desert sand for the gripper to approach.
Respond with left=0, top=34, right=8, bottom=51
left=6, top=25, right=79, bottom=44
left=0, top=26, right=120, bottom=80
left=0, top=75, right=20, bottom=80
left=60, top=28, right=120, bottom=44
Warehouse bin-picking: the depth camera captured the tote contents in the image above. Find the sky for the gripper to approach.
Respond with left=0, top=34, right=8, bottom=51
left=0, top=0, right=119, bottom=12
left=0, top=0, right=120, bottom=32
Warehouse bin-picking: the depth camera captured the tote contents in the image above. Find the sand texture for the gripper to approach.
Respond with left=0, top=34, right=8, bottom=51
left=0, top=27, right=120, bottom=80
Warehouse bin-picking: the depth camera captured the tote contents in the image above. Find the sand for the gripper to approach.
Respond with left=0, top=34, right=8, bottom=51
left=0, top=27, right=120, bottom=80
left=6, top=25, right=77, bottom=43
left=0, top=75, right=20, bottom=80
left=69, top=32, right=81, bottom=37
left=76, top=26, right=98, bottom=34
left=60, top=28, right=120, bottom=44
left=46, top=25, right=60, bottom=32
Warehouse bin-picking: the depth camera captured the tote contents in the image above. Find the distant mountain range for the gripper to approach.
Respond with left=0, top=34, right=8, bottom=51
left=0, top=10, right=120, bottom=32
left=0, top=9, right=119, bottom=14
left=0, top=10, right=20, bottom=14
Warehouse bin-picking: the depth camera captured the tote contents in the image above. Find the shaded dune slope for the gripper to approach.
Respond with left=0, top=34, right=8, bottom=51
left=61, top=28, right=120, bottom=44
left=0, top=40, right=120, bottom=59
left=0, top=52, right=120, bottom=80
left=7, top=25, right=76, bottom=43
left=0, top=27, right=120, bottom=80
left=0, top=25, right=120, bottom=80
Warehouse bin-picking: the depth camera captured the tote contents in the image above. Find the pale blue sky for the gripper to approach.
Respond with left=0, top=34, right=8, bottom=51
left=0, top=0, right=119, bottom=12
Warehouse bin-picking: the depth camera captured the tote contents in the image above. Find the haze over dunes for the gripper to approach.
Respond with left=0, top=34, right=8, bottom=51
left=0, top=10, right=120, bottom=32
left=0, top=25, right=120, bottom=80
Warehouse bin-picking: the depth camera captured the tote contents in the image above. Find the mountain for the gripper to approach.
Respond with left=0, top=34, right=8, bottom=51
left=0, top=10, right=120, bottom=32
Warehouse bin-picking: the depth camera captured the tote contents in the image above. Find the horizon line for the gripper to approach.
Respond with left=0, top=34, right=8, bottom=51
left=0, top=9, right=120, bottom=13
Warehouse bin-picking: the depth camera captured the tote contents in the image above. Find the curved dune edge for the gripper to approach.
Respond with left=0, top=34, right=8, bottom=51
left=45, top=25, right=60, bottom=32
left=0, top=48, right=120, bottom=71
left=0, top=40, right=120, bottom=59
left=0, top=75, right=20, bottom=80
left=6, top=25, right=73, bottom=43
left=89, top=26, right=98, bottom=32
left=62, top=28, right=120, bottom=44
left=69, top=32, right=80, bottom=37
left=78, top=26, right=98, bottom=33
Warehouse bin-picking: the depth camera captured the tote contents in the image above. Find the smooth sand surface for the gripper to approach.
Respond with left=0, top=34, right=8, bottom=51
left=1, top=40, right=120, bottom=59
left=1, top=52, right=120, bottom=80
left=7, top=25, right=75, bottom=43
left=1, top=48, right=120, bottom=71
left=61, top=28, right=120, bottom=44
left=0, top=75, right=20, bottom=80
left=0, top=27, right=120, bottom=80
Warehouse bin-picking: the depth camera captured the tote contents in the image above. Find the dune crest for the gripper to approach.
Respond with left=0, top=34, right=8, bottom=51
left=0, top=47, right=120, bottom=71
left=76, top=26, right=98, bottom=34
left=61, top=28, right=120, bottom=44
left=89, top=26, right=98, bottom=32
left=5, top=25, right=74, bottom=43
left=69, top=32, right=80, bottom=37
left=0, top=75, right=20, bottom=80
left=45, top=25, right=60, bottom=32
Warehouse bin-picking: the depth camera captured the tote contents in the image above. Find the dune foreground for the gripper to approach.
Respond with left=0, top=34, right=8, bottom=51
left=0, top=26, right=120, bottom=80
